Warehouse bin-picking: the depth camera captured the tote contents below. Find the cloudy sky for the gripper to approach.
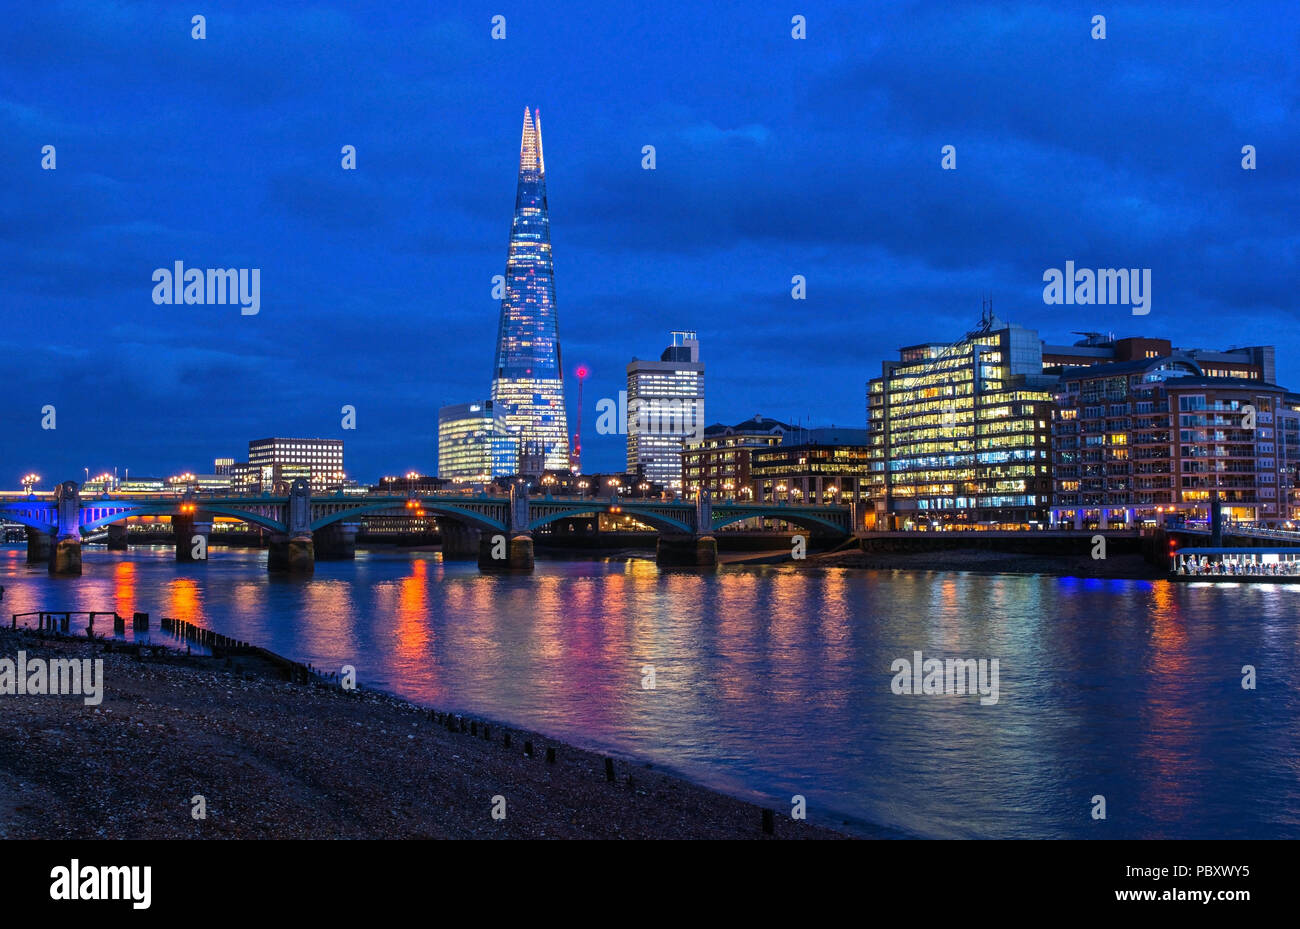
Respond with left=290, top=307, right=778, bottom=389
left=2, top=1, right=1295, bottom=482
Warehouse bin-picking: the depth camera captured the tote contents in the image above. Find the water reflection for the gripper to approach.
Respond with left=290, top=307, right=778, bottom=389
left=2, top=545, right=1296, bottom=838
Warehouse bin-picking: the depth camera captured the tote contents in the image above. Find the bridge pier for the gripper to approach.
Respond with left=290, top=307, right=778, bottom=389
left=50, top=536, right=82, bottom=576
left=26, top=527, right=52, bottom=564
left=267, top=478, right=316, bottom=575
left=478, top=532, right=534, bottom=571
left=314, top=521, right=358, bottom=560
left=107, top=522, right=129, bottom=551
left=440, top=522, right=482, bottom=561
left=268, top=533, right=316, bottom=575
left=656, top=534, right=717, bottom=567
left=173, top=515, right=212, bottom=562
left=48, top=481, right=82, bottom=576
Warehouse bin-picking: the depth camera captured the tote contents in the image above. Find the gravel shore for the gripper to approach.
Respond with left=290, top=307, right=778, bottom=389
left=0, top=627, right=849, bottom=840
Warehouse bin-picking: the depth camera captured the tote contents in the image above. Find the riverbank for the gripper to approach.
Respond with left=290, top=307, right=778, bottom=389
left=0, top=626, right=849, bottom=840
left=810, top=547, right=1162, bottom=579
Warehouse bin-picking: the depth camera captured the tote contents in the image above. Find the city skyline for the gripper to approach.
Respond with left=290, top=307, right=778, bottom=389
left=3, top=3, right=1295, bottom=482
left=4, top=0, right=1299, bottom=869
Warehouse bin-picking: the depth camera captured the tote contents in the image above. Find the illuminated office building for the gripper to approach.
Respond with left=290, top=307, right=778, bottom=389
left=437, top=400, right=519, bottom=482
left=490, top=107, right=570, bottom=471
left=867, top=318, right=1055, bottom=529
left=751, top=428, right=873, bottom=506
left=682, top=415, right=793, bottom=498
left=247, top=438, right=344, bottom=493
left=627, top=331, right=705, bottom=492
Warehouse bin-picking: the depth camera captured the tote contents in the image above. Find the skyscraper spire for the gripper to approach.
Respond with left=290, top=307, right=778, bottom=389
left=491, top=107, right=569, bottom=472
left=518, top=107, right=542, bottom=179
left=534, top=108, right=545, bottom=177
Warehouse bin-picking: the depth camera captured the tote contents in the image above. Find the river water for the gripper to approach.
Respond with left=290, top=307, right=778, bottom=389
left=4, top=544, right=1297, bottom=838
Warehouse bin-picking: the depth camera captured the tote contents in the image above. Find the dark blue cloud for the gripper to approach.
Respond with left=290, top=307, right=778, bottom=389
left=1, top=0, right=1295, bottom=483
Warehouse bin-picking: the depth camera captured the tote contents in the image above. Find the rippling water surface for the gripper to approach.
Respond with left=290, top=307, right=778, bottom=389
left=5, top=545, right=1298, bottom=838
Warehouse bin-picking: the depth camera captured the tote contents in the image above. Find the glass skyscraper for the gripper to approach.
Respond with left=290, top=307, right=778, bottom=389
left=490, top=107, right=570, bottom=471
left=437, top=400, right=519, bottom=482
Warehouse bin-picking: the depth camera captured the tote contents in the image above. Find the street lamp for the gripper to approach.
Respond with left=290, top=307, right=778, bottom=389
left=21, top=473, right=40, bottom=494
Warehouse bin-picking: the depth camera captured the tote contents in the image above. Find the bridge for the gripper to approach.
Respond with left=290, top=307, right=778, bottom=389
left=0, top=479, right=856, bottom=575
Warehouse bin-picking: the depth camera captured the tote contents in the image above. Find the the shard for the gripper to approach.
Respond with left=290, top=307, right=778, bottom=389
left=490, top=107, right=570, bottom=472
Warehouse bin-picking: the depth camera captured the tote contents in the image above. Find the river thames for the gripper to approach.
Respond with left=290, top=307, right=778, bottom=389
left=4, top=545, right=1297, bottom=839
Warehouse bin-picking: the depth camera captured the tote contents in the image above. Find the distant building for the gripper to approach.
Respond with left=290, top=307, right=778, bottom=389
left=228, top=462, right=258, bottom=494
left=1281, top=395, right=1300, bottom=522
left=247, top=438, right=344, bottom=493
left=867, top=316, right=1056, bottom=529
left=373, top=474, right=453, bottom=495
left=170, top=473, right=232, bottom=493
left=118, top=477, right=168, bottom=493
left=682, top=415, right=795, bottom=498
left=1041, top=333, right=1274, bottom=382
left=437, top=401, right=518, bottom=482
left=213, top=457, right=235, bottom=475
left=1051, top=356, right=1291, bottom=526
left=626, top=331, right=705, bottom=493
left=750, top=428, right=873, bottom=507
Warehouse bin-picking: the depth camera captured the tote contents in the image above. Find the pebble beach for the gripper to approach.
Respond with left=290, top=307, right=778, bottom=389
left=0, top=626, right=849, bottom=840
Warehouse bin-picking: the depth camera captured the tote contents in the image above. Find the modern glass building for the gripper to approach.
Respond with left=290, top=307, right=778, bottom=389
left=867, top=318, right=1055, bottom=529
left=627, top=331, right=705, bottom=493
left=490, top=107, right=570, bottom=471
left=437, top=400, right=518, bottom=482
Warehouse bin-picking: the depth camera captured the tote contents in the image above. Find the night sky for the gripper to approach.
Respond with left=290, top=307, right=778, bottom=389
left=2, top=2, right=1295, bottom=484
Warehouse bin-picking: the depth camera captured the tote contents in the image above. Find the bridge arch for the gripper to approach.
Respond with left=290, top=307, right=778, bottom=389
left=0, top=507, right=56, bottom=534
left=310, top=501, right=506, bottom=533
left=528, top=504, right=695, bottom=535
left=77, top=503, right=287, bottom=534
left=711, top=509, right=850, bottom=535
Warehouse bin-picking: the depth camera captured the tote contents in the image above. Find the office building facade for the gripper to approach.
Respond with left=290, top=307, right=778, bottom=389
left=437, top=400, right=519, bottom=482
left=247, top=438, right=344, bottom=493
left=1051, top=355, right=1291, bottom=525
left=867, top=318, right=1055, bottom=529
left=682, top=415, right=794, bottom=499
left=750, top=428, right=873, bottom=507
left=626, top=331, right=705, bottom=492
